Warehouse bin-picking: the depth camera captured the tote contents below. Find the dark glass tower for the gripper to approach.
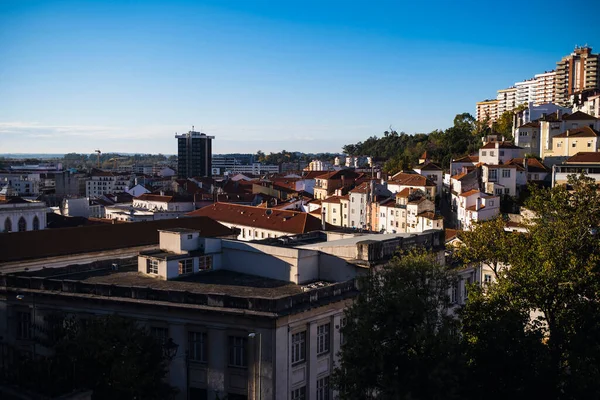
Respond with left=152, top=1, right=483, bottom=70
left=175, top=130, right=214, bottom=178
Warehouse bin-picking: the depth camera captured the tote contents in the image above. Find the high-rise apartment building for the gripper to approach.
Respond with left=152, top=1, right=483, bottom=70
left=534, top=71, right=556, bottom=105
left=175, top=130, right=214, bottom=179
left=476, top=99, right=499, bottom=123
left=515, top=79, right=536, bottom=106
left=555, top=46, right=600, bottom=106
left=496, top=87, right=517, bottom=115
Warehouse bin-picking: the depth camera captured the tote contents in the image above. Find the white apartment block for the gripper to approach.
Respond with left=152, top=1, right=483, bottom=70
left=481, top=164, right=518, bottom=197
left=478, top=141, right=524, bottom=165
left=0, top=186, right=47, bottom=232
left=534, top=71, right=556, bottom=105
left=456, top=190, right=500, bottom=230
left=497, top=87, right=517, bottom=115
left=86, top=171, right=132, bottom=198
left=515, top=79, right=536, bottom=106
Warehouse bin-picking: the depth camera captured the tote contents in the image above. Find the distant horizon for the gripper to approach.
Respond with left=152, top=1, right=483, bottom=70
left=1, top=0, right=598, bottom=154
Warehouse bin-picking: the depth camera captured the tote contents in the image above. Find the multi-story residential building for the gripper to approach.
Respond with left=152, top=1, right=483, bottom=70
left=552, top=152, right=600, bottom=187
left=515, top=79, right=536, bottom=106
left=0, top=173, right=41, bottom=197
left=539, top=111, right=600, bottom=161
left=387, top=172, right=436, bottom=199
left=478, top=141, right=524, bottom=165
left=375, top=189, right=442, bottom=234
left=456, top=189, right=500, bottom=230
left=312, top=170, right=361, bottom=200
left=547, top=126, right=600, bottom=158
left=85, top=169, right=133, bottom=198
left=176, top=130, right=214, bottom=179
left=449, top=155, right=479, bottom=176
left=534, top=71, right=557, bottom=105
left=413, top=152, right=443, bottom=195
left=0, top=184, right=47, bottom=232
left=505, top=157, right=550, bottom=183
left=476, top=99, right=499, bottom=123
left=578, top=93, right=600, bottom=117
left=347, top=181, right=391, bottom=229
left=513, top=103, right=570, bottom=134
left=55, top=170, right=87, bottom=197
left=481, top=164, right=518, bottom=197
left=305, top=160, right=333, bottom=172
left=514, top=120, right=541, bottom=153
left=555, top=46, right=600, bottom=107
left=321, top=195, right=349, bottom=227
left=496, top=87, right=517, bottom=115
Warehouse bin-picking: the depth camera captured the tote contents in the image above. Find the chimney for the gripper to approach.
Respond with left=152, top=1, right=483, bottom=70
left=321, top=208, right=326, bottom=230
left=523, top=156, right=529, bottom=175
left=495, top=142, right=500, bottom=149
left=566, top=129, right=570, bottom=136
left=160, top=190, right=165, bottom=196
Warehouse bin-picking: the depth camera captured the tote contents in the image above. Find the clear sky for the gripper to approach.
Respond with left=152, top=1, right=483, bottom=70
left=1, top=0, right=599, bottom=155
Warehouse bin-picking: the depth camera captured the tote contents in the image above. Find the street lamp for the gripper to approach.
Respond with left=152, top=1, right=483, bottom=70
left=248, top=332, right=262, bottom=400
left=163, top=337, right=179, bottom=361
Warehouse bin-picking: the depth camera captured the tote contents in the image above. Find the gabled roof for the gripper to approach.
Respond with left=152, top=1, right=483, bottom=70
left=321, top=195, right=345, bottom=204
left=418, top=211, right=443, bottom=220
left=452, top=155, right=479, bottom=163
left=562, top=111, right=598, bottom=121
left=450, top=172, right=468, bottom=181
left=519, top=121, right=540, bottom=128
left=187, top=203, right=330, bottom=234
left=554, top=126, right=600, bottom=138
left=302, top=171, right=330, bottom=179
left=566, top=152, right=600, bottom=163
left=395, top=188, right=411, bottom=198
left=314, top=169, right=360, bottom=181
left=415, top=161, right=442, bottom=171
left=480, top=141, right=523, bottom=149
left=506, top=158, right=549, bottom=173
left=388, top=173, right=435, bottom=187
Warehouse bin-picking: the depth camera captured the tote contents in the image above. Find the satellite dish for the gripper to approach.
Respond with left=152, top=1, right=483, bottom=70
left=265, top=209, right=273, bottom=216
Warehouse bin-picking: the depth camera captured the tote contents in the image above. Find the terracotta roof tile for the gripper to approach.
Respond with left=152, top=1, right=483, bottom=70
left=480, top=141, right=522, bottom=149
left=459, top=189, right=480, bottom=197
left=554, top=126, right=599, bottom=138
left=566, top=152, right=600, bottom=163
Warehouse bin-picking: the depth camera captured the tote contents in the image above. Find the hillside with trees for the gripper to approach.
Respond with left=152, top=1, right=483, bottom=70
left=342, top=113, right=492, bottom=173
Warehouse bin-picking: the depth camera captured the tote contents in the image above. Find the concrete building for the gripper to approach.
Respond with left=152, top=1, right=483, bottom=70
left=552, top=152, right=600, bottom=187
left=481, top=164, right=518, bottom=197
left=387, top=172, right=436, bottom=200
left=85, top=170, right=133, bottom=198
left=478, top=141, right=524, bottom=165
left=413, top=152, right=443, bottom=195
left=0, top=185, right=47, bottom=233
left=476, top=99, right=499, bottom=123
left=515, top=79, right=537, bottom=106
left=347, top=181, right=392, bottom=230
left=55, top=170, right=87, bottom=197
left=579, top=93, right=600, bottom=117
left=312, top=170, right=362, bottom=201
left=496, top=87, right=517, bottom=115
left=534, top=71, right=557, bottom=105
left=320, top=195, right=349, bottom=228
left=547, top=126, right=600, bottom=158
left=0, top=223, right=444, bottom=400
left=555, top=46, right=600, bottom=107
left=0, top=173, right=41, bottom=197
left=539, top=111, right=600, bottom=161
left=305, top=160, right=333, bottom=172
left=456, top=190, right=500, bottom=230
left=176, top=130, right=215, bottom=179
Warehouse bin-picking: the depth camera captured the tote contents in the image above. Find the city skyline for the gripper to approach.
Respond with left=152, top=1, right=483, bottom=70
left=1, top=0, right=599, bottom=154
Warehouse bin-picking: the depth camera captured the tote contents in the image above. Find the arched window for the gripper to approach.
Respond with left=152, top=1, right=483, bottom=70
left=33, top=216, right=40, bottom=231
left=4, top=218, right=12, bottom=232
left=18, top=217, right=26, bottom=232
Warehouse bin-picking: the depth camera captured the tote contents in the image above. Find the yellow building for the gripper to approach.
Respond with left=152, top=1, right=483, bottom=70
left=548, top=127, right=600, bottom=157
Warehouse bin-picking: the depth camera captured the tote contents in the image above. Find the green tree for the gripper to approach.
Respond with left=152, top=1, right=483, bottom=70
left=460, top=174, right=600, bottom=399
left=493, top=110, right=514, bottom=141
left=333, top=251, right=463, bottom=400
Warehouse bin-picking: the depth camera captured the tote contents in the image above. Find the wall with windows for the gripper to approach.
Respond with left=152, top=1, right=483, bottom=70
left=0, top=203, right=47, bottom=233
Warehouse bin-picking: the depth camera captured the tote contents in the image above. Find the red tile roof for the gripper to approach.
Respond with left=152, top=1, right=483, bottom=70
left=452, top=155, right=479, bottom=163
left=566, top=152, right=600, bottom=163
left=395, top=188, right=411, bottom=198
left=415, top=161, right=442, bottom=171
left=187, top=203, right=330, bottom=234
left=554, top=126, right=599, bottom=138
left=450, top=172, right=468, bottom=180
left=506, top=158, right=549, bottom=173
left=389, top=173, right=435, bottom=187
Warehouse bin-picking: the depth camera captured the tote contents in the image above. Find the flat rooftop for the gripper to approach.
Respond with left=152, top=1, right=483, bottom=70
left=296, top=232, right=416, bottom=249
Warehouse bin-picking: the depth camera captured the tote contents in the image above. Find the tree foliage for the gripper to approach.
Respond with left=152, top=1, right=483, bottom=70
left=343, top=113, right=483, bottom=174
left=333, top=251, right=463, bottom=400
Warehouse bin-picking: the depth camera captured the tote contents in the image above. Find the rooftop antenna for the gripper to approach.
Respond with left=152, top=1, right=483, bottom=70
left=192, top=125, right=194, bottom=132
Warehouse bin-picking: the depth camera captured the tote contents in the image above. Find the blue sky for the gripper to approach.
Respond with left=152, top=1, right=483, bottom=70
left=1, top=0, right=598, bottom=155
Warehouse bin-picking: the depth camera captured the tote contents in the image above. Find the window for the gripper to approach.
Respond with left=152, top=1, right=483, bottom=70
left=228, top=336, right=247, bottom=367
left=484, top=274, right=492, bottom=284
left=261, top=232, right=264, bottom=238
left=32, top=216, right=40, bottom=231
left=18, top=217, right=26, bottom=232
left=451, top=284, right=458, bottom=303
left=291, top=331, right=306, bottom=364
left=333, top=218, right=336, bottom=224
left=4, top=217, right=12, bottom=232
left=557, top=141, right=562, bottom=148
left=16, top=311, right=31, bottom=339
left=489, top=169, right=497, bottom=181
left=502, top=169, right=510, bottom=178
left=504, top=188, right=510, bottom=194
left=291, top=387, right=306, bottom=400
left=242, top=229, right=246, bottom=238
left=340, top=317, right=347, bottom=345
left=588, top=142, right=593, bottom=148
left=189, top=331, right=207, bottom=363
left=489, top=200, right=494, bottom=206
left=151, top=327, right=168, bottom=345
left=147, top=258, right=159, bottom=274
left=499, top=150, right=504, bottom=156
left=179, top=259, right=193, bottom=275
left=572, top=142, right=577, bottom=148
left=198, top=255, right=212, bottom=271
left=490, top=151, right=495, bottom=157
left=317, top=376, right=330, bottom=400
left=317, top=324, right=330, bottom=355
left=481, top=151, right=487, bottom=156
left=187, top=234, right=193, bottom=239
